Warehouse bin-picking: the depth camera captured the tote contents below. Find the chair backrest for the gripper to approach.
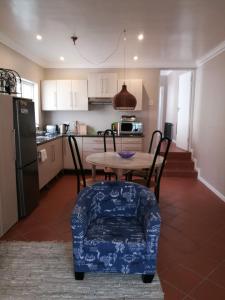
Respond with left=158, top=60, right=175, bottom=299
left=103, top=129, right=116, bottom=152
left=146, top=137, right=171, bottom=200
left=68, top=135, right=86, bottom=194
left=148, top=130, right=163, bottom=153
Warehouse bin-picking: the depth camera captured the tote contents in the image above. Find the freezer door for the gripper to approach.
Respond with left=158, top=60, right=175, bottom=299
left=14, top=98, right=37, bottom=168
left=17, top=161, right=39, bottom=218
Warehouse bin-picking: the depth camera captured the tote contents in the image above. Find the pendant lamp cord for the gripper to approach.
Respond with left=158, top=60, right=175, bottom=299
left=123, top=29, right=127, bottom=85
left=74, top=30, right=124, bottom=66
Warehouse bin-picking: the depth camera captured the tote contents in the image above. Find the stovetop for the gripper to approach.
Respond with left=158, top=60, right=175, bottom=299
left=97, top=130, right=117, bottom=136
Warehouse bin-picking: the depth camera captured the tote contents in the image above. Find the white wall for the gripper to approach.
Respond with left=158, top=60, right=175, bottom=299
left=0, top=42, right=44, bottom=124
left=192, top=51, right=225, bottom=198
left=43, top=68, right=160, bottom=151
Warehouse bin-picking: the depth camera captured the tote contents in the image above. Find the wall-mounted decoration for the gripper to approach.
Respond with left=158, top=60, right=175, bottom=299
left=0, top=68, right=22, bottom=95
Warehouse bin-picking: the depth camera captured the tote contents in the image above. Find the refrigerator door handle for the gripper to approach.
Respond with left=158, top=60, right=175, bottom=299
left=12, top=129, right=16, bottom=161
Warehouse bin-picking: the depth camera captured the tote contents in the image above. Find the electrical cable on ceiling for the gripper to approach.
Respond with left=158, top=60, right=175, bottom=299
left=71, top=30, right=124, bottom=65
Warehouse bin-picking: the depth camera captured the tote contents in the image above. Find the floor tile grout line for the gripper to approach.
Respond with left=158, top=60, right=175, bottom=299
left=182, top=260, right=225, bottom=297
left=161, top=279, right=188, bottom=297
left=179, top=259, right=224, bottom=280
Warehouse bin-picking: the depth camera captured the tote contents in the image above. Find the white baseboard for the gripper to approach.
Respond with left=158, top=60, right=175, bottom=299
left=198, top=175, right=225, bottom=203
left=190, top=148, right=225, bottom=202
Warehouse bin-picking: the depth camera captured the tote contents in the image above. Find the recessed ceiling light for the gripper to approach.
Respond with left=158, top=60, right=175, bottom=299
left=138, top=33, right=144, bottom=41
left=59, top=56, right=65, bottom=61
left=36, top=34, right=42, bottom=40
left=133, top=56, right=138, bottom=61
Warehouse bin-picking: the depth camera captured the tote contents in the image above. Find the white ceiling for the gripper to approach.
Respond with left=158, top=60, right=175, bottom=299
left=0, top=0, right=225, bottom=68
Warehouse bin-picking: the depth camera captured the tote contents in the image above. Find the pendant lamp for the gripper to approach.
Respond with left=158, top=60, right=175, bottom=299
left=113, top=30, right=137, bottom=110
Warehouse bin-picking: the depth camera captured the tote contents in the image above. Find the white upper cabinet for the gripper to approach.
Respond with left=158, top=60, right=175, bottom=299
left=41, top=80, right=88, bottom=111
left=57, top=80, right=73, bottom=110
left=88, top=73, right=117, bottom=98
left=118, top=79, right=143, bottom=111
left=41, top=80, right=57, bottom=111
left=71, top=80, right=88, bottom=111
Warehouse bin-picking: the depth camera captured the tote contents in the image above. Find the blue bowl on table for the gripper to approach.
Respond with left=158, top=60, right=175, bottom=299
left=118, top=151, right=135, bottom=159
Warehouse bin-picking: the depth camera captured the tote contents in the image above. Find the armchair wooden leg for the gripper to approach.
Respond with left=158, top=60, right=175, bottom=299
left=142, top=274, right=154, bottom=283
left=75, top=272, right=84, bottom=280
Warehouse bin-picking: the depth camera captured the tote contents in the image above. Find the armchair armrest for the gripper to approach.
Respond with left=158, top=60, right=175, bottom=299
left=137, top=189, right=161, bottom=256
left=71, top=186, right=92, bottom=244
left=143, top=203, right=161, bottom=255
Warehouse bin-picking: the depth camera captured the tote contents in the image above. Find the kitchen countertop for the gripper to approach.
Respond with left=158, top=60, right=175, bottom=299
left=36, top=133, right=144, bottom=146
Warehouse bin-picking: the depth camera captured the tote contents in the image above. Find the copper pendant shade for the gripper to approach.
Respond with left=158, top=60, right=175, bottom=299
left=113, top=84, right=137, bottom=110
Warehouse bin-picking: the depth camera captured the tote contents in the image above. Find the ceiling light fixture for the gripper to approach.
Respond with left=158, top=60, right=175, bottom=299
left=113, top=30, right=137, bottom=111
left=59, top=56, right=65, bottom=61
left=36, top=34, right=42, bottom=40
left=133, top=56, right=138, bottom=61
left=138, top=33, right=144, bottom=41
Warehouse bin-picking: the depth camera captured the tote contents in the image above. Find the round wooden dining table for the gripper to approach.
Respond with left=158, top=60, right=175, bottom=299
left=86, top=151, right=163, bottom=180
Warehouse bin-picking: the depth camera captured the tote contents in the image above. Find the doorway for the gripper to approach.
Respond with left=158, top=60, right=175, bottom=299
left=157, top=70, right=193, bottom=151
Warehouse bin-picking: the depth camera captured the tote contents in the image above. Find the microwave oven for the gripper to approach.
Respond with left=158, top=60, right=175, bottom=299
left=114, top=121, right=143, bottom=135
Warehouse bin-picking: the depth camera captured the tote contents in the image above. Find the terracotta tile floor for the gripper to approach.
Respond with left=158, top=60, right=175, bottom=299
left=1, top=175, right=225, bottom=299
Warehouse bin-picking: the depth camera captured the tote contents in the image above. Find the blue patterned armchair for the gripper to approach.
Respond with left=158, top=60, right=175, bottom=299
left=71, top=181, right=161, bottom=283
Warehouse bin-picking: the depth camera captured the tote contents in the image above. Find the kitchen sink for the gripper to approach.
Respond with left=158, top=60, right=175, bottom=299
left=36, top=135, right=52, bottom=143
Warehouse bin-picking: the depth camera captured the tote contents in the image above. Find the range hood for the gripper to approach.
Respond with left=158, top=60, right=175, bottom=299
left=88, top=98, right=112, bottom=105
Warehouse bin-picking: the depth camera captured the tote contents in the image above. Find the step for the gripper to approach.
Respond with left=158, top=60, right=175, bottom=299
left=165, top=160, right=194, bottom=170
left=164, top=152, right=192, bottom=160
left=163, top=169, right=198, bottom=178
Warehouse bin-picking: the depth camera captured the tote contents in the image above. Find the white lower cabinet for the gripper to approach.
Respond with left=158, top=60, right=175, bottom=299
left=121, top=137, right=144, bottom=152
left=37, top=138, right=63, bottom=189
left=37, top=136, right=144, bottom=187
left=63, top=136, right=83, bottom=170
left=82, top=137, right=122, bottom=170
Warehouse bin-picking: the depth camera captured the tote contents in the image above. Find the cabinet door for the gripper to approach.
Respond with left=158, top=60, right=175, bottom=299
left=88, top=73, right=100, bottom=98
left=37, top=142, right=52, bottom=189
left=82, top=137, right=122, bottom=169
left=72, top=80, right=88, bottom=111
left=88, top=73, right=117, bottom=98
left=121, top=137, right=144, bottom=152
left=50, top=138, right=63, bottom=177
left=118, top=79, right=142, bottom=111
left=57, top=80, right=73, bottom=110
left=41, top=80, right=57, bottom=111
left=100, top=73, right=117, bottom=98
left=63, top=137, right=83, bottom=170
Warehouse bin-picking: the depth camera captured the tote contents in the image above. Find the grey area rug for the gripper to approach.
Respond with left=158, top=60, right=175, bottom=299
left=0, top=242, right=164, bottom=300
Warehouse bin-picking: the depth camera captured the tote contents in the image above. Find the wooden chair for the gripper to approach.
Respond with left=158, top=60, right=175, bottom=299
left=68, top=135, right=99, bottom=194
left=103, top=129, right=117, bottom=180
left=130, top=137, right=171, bottom=202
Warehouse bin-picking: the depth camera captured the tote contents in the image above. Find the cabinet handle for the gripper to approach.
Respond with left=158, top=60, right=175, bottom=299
left=103, top=78, right=107, bottom=94
left=101, top=79, right=103, bottom=94
left=70, top=91, right=73, bottom=108
left=73, top=92, right=77, bottom=108
left=63, top=139, right=66, bottom=156
left=54, top=91, right=57, bottom=108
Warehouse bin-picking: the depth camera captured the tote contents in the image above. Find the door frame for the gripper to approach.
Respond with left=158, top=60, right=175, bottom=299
left=157, top=69, right=195, bottom=151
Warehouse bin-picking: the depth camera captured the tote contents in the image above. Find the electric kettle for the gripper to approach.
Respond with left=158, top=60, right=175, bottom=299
left=59, top=124, right=69, bottom=134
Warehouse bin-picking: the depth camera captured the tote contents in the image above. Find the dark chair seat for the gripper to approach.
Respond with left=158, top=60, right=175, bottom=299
left=85, top=216, right=145, bottom=244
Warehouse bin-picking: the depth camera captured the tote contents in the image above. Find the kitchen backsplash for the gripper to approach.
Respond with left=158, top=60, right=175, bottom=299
left=43, top=105, right=144, bottom=134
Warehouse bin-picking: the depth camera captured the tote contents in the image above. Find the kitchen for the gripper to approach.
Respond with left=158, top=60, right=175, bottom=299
left=1, top=1, right=225, bottom=298
left=0, top=65, right=155, bottom=234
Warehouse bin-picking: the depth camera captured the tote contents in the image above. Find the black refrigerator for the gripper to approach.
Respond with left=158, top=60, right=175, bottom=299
left=13, top=97, right=39, bottom=218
